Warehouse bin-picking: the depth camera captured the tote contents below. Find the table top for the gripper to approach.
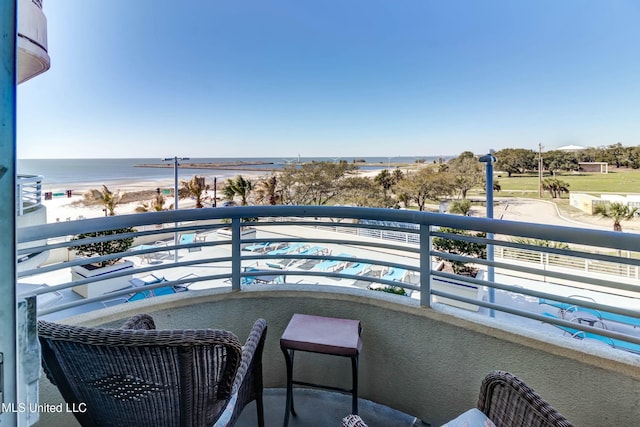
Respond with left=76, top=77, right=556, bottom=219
left=280, top=313, right=362, bottom=356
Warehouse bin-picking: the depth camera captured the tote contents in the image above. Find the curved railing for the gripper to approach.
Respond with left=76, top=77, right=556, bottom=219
left=16, top=205, right=640, bottom=353
left=16, top=174, right=43, bottom=216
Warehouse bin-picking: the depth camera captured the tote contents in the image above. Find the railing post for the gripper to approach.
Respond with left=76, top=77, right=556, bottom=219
left=231, top=218, right=241, bottom=291
left=16, top=181, right=22, bottom=216
left=0, top=0, right=17, bottom=423
left=419, top=224, right=431, bottom=308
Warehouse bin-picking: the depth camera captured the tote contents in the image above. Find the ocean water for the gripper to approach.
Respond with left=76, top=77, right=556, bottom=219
left=17, top=156, right=445, bottom=188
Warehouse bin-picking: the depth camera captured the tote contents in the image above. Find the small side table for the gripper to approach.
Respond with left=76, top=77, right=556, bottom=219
left=280, top=313, right=362, bottom=427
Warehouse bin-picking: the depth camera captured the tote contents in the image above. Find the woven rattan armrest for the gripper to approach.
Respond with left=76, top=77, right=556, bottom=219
left=477, top=370, right=573, bottom=427
left=229, top=318, right=268, bottom=426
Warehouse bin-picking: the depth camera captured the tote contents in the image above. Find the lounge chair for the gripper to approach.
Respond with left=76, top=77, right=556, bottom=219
left=179, top=232, right=205, bottom=252
left=298, top=246, right=328, bottom=256
left=539, top=298, right=640, bottom=328
left=380, top=267, right=407, bottom=282
left=129, top=241, right=171, bottom=263
left=38, top=315, right=268, bottom=427
left=265, top=246, right=330, bottom=269
left=242, top=267, right=284, bottom=284
left=267, top=243, right=307, bottom=256
left=342, top=370, right=573, bottom=427
left=340, top=262, right=371, bottom=277
left=542, top=312, right=640, bottom=354
left=243, top=241, right=273, bottom=252
left=312, top=253, right=353, bottom=272
left=102, top=275, right=187, bottom=307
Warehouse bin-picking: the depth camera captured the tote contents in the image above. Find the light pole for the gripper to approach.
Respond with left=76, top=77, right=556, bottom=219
left=479, top=150, right=497, bottom=318
left=208, top=176, right=219, bottom=207
left=162, top=156, right=189, bottom=262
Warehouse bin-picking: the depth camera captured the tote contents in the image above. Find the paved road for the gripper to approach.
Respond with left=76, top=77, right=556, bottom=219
left=478, top=198, right=640, bottom=233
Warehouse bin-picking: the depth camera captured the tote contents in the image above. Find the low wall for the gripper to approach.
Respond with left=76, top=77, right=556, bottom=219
left=37, top=286, right=640, bottom=426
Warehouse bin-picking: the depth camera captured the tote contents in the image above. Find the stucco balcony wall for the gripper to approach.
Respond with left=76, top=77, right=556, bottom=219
left=37, top=286, right=640, bottom=427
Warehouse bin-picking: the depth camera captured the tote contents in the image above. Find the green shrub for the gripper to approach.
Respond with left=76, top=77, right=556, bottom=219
left=432, top=227, right=486, bottom=275
left=371, top=285, right=407, bottom=296
left=70, top=227, right=136, bottom=267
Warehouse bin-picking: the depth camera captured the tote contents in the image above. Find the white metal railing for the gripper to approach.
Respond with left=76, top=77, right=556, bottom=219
left=16, top=174, right=43, bottom=216
left=496, top=245, right=640, bottom=280
left=15, top=206, right=640, bottom=355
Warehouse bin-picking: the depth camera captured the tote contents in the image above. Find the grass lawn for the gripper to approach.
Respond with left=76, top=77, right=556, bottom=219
left=493, top=168, right=640, bottom=194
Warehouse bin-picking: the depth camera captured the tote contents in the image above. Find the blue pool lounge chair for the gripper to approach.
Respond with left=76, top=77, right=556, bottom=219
left=539, top=298, right=640, bottom=328
left=127, top=274, right=187, bottom=302
left=381, top=267, right=407, bottom=282
left=542, top=312, right=640, bottom=354
left=312, top=253, right=353, bottom=272
left=297, top=246, right=328, bottom=256
left=243, top=241, right=272, bottom=252
left=268, top=243, right=307, bottom=256
left=340, top=262, right=371, bottom=277
left=178, top=233, right=204, bottom=252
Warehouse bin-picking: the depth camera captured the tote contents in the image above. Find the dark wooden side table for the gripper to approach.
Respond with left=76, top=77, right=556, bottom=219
left=280, top=313, right=362, bottom=427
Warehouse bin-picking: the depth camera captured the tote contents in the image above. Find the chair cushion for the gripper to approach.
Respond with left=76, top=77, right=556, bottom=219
left=213, top=390, right=237, bottom=427
left=342, top=414, right=368, bottom=427
left=441, top=408, right=496, bottom=427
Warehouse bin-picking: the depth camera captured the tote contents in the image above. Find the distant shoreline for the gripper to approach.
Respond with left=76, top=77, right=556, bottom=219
left=134, top=161, right=275, bottom=170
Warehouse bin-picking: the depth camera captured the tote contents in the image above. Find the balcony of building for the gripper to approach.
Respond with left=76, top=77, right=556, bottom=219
left=15, top=205, right=640, bottom=426
left=16, top=174, right=44, bottom=218
left=17, top=0, right=50, bottom=84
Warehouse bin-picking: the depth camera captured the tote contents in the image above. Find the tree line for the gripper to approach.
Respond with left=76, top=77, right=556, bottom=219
left=215, top=152, right=485, bottom=212
left=84, top=148, right=637, bottom=232
left=495, top=143, right=640, bottom=177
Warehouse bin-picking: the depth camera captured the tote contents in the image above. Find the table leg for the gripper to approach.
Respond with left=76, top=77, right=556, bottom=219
left=351, top=355, right=359, bottom=415
left=281, top=347, right=297, bottom=427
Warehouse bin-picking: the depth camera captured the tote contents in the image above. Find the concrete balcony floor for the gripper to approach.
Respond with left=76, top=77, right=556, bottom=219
left=236, top=388, right=421, bottom=427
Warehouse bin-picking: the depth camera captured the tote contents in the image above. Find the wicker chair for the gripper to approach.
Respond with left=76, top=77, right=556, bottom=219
left=342, top=370, right=572, bottom=427
left=477, top=370, right=573, bottom=427
left=38, top=314, right=267, bottom=427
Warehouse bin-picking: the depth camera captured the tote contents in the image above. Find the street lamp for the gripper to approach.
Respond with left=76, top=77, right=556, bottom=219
left=479, top=150, right=497, bottom=317
left=207, top=175, right=220, bottom=207
left=162, top=156, right=189, bottom=262
left=162, top=156, right=189, bottom=210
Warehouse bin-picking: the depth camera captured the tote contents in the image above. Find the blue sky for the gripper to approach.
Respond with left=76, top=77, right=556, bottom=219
left=17, top=0, right=640, bottom=159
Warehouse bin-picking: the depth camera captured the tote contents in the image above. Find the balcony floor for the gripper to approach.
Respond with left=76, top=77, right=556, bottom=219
left=236, top=388, right=422, bottom=427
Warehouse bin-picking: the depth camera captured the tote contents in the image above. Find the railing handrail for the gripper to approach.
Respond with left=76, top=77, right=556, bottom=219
left=17, top=205, right=640, bottom=252
left=15, top=205, right=640, bottom=355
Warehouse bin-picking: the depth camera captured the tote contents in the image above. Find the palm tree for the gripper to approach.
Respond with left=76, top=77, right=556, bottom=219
left=374, top=169, right=394, bottom=197
left=391, top=168, right=404, bottom=184
left=542, top=178, right=570, bottom=198
left=223, top=175, right=253, bottom=206
left=594, top=202, right=638, bottom=232
left=84, top=185, right=123, bottom=216
left=135, top=192, right=167, bottom=212
left=253, top=175, right=279, bottom=205
left=179, top=176, right=209, bottom=208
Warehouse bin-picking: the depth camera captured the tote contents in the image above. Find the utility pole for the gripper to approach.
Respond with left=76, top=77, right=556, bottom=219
left=162, top=156, right=189, bottom=262
left=538, top=143, right=543, bottom=198
left=213, top=176, right=217, bottom=207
